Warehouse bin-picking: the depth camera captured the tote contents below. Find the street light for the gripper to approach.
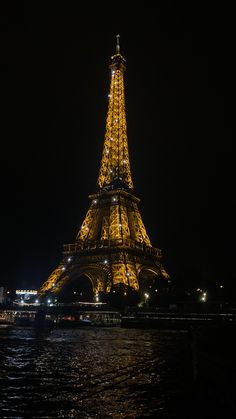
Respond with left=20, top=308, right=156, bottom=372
left=144, top=293, right=150, bottom=305
left=201, top=291, right=207, bottom=302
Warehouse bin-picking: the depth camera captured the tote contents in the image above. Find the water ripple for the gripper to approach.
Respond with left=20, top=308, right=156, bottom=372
left=0, top=327, right=192, bottom=418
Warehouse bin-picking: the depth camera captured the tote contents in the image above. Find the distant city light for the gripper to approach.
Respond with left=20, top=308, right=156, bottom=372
left=16, top=290, right=37, bottom=295
left=47, top=299, right=51, bottom=304
left=104, top=260, right=108, bottom=264
left=67, top=257, right=72, bottom=262
left=144, top=293, right=149, bottom=299
left=35, top=299, right=39, bottom=304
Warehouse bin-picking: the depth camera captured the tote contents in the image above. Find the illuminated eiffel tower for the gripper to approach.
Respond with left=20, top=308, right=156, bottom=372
left=39, top=36, right=168, bottom=302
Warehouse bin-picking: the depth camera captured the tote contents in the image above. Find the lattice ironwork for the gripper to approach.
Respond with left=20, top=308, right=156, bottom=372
left=39, top=38, right=168, bottom=298
left=97, top=55, right=133, bottom=191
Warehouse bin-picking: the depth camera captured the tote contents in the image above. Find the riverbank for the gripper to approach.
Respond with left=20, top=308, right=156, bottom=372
left=1, top=305, right=235, bottom=330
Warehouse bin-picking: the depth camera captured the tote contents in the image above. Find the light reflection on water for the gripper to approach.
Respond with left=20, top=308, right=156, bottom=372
left=0, top=327, right=192, bottom=418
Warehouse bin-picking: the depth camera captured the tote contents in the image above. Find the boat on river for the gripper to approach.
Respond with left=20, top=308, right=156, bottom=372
left=56, top=317, right=92, bottom=328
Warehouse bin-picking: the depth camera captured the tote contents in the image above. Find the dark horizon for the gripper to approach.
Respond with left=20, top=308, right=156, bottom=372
left=1, top=6, right=234, bottom=291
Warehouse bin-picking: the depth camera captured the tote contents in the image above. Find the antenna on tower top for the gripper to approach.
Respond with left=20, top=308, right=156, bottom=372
left=116, top=34, right=120, bottom=54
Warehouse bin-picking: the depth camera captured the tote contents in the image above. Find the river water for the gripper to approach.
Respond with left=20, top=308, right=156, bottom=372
left=0, top=326, right=226, bottom=418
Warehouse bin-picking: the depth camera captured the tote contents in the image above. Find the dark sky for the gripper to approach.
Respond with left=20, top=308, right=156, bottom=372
left=1, top=5, right=234, bottom=289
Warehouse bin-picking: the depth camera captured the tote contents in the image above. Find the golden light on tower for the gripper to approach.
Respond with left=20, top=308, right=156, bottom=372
left=98, top=35, right=133, bottom=191
left=39, top=36, right=168, bottom=300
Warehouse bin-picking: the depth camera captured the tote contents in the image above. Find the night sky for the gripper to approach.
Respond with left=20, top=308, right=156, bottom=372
left=1, top=5, right=234, bottom=290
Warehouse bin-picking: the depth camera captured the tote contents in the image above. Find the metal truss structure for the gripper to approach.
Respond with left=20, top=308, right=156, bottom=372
left=39, top=37, right=169, bottom=299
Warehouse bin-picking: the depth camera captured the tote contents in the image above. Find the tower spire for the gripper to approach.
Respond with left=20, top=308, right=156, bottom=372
left=97, top=36, right=133, bottom=191
left=116, top=34, right=120, bottom=54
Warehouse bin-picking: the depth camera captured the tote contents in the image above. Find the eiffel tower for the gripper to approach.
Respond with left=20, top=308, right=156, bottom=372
left=39, top=36, right=168, bottom=303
